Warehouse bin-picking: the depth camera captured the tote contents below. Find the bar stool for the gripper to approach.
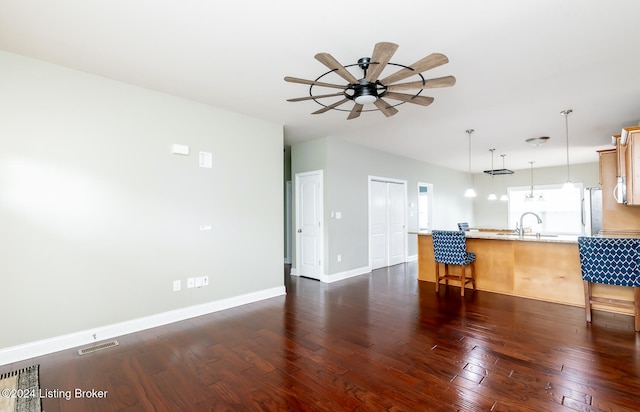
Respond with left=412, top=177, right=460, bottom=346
left=432, top=230, right=476, bottom=296
left=577, top=236, right=640, bottom=331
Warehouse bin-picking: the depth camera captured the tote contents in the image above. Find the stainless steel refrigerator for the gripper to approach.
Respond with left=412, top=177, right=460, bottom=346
left=583, top=187, right=603, bottom=236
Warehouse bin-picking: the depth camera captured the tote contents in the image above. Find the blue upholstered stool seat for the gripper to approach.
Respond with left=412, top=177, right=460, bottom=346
left=577, top=236, right=640, bottom=331
left=432, top=230, right=476, bottom=296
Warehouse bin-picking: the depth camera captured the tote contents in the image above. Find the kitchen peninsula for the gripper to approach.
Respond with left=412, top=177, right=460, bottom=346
left=417, top=231, right=634, bottom=315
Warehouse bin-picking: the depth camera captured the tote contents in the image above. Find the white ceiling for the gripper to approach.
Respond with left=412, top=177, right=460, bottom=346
left=1, top=0, right=639, bottom=173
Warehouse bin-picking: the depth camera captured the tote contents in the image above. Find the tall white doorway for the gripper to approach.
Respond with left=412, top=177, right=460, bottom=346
left=369, top=177, right=407, bottom=270
left=295, top=170, right=323, bottom=280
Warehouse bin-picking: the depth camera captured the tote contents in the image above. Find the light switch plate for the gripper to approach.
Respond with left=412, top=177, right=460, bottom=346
left=172, top=144, right=190, bottom=155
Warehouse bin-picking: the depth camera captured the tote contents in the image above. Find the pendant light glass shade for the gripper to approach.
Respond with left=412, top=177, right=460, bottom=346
left=464, top=188, right=477, bottom=197
left=464, top=129, right=476, bottom=197
left=561, top=109, right=573, bottom=190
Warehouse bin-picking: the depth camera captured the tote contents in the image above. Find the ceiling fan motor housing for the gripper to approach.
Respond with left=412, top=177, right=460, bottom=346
left=352, top=80, right=382, bottom=104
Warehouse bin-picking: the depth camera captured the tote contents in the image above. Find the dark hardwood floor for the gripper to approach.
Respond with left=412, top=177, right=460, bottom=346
left=3, top=262, right=640, bottom=411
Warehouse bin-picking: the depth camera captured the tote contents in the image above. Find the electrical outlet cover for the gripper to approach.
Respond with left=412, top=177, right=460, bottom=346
left=187, top=277, right=195, bottom=288
left=202, top=276, right=209, bottom=286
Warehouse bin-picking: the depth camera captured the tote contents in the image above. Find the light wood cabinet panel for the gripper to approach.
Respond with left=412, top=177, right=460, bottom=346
left=417, top=235, right=435, bottom=282
left=467, top=239, right=514, bottom=295
left=625, top=126, right=640, bottom=205
left=512, top=242, right=584, bottom=306
left=599, top=149, right=640, bottom=235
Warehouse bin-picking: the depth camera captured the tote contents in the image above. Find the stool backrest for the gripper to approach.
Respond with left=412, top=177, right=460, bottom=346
left=432, top=230, right=468, bottom=265
left=577, top=236, right=640, bottom=287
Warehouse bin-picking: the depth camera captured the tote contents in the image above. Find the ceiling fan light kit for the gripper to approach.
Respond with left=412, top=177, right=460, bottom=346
left=284, top=42, right=455, bottom=119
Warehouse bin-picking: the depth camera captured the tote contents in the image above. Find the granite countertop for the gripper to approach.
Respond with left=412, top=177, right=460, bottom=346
left=415, top=230, right=579, bottom=244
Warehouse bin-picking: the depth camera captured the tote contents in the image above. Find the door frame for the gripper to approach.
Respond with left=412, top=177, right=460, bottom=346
left=294, top=170, right=324, bottom=279
left=368, top=175, right=408, bottom=270
left=417, top=182, right=434, bottom=232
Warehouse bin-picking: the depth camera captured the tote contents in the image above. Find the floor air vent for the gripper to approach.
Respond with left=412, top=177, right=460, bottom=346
left=78, top=340, right=119, bottom=356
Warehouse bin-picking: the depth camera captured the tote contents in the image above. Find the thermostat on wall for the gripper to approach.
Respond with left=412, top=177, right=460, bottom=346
left=199, top=151, right=213, bottom=168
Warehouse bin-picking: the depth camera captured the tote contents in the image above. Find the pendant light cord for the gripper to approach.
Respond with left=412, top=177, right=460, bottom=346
left=466, top=129, right=474, bottom=174
left=561, top=109, right=573, bottom=183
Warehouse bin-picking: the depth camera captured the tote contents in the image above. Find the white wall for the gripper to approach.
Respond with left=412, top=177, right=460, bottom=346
left=291, top=136, right=473, bottom=278
left=0, top=51, right=284, bottom=355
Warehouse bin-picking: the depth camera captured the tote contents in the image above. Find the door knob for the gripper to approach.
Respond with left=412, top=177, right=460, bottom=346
left=297, top=229, right=302, bottom=233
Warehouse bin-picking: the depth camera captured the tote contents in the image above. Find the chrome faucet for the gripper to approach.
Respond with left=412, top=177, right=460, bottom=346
left=518, top=212, right=543, bottom=238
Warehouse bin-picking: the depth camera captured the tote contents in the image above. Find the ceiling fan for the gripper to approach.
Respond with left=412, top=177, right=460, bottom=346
left=284, top=42, right=456, bottom=120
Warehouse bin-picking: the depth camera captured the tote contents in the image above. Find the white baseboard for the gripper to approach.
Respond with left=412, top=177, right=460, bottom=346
left=407, top=254, right=417, bottom=262
left=288, top=266, right=370, bottom=283
left=321, top=265, right=371, bottom=283
left=0, top=286, right=286, bottom=366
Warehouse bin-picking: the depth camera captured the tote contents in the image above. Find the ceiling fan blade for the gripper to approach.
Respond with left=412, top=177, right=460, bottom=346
left=312, top=98, right=350, bottom=114
left=365, top=42, right=399, bottom=83
left=284, top=76, right=346, bottom=90
left=315, top=53, right=359, bottom=84
left=287, top=92, right=345, bottom=102
left=347, top=103, right=363, bottom=120
left=386, top=76, right=456, bottom=91
left=384, top=92, right=434, bottom=107
left=373, top=99, right=399, bottom=117
left=379, top=53, right=449, bottom=85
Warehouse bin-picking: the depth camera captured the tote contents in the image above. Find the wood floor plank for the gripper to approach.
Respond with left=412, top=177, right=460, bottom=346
left=2, top=262, right=640, bottom=411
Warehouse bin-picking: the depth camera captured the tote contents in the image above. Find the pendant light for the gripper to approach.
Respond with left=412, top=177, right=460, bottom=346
left=561, top=109, right=574, bottom=190
left=525, top=161, right=544, bottom=202
left=487, top=149, right=497, bottom=200
left=500, top=154, right=509, bottom=201
left=464, top=129, right=477, bottom=197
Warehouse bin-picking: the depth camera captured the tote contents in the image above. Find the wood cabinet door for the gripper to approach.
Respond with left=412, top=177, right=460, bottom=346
left=599, top=149, right=640, bottom=234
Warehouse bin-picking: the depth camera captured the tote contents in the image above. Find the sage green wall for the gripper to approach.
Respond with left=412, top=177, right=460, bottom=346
left=291, top=136, right=474, bottom=276
left=472, top=162, right=600, bottom=229
left=0, top=51, right=283, bottom=349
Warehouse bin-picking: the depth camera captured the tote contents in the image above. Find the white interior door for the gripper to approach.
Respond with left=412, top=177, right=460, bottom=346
left=370, top=180, right=388, bottom=270
left=296, top=171, right=323, bottom=279
left=388, top=182, right=406, bottom=266
left=370, top=178, right=406, bottom=270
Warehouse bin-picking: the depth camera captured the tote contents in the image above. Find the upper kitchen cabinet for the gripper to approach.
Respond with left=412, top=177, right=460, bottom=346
left=614, top=126, right=640, bottom=205
left=599, top=149, right=640, bottom=237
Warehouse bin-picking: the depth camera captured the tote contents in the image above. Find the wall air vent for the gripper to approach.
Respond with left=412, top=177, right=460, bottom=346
left=77, top=340, right=119, bottom=356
